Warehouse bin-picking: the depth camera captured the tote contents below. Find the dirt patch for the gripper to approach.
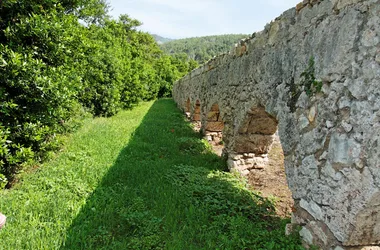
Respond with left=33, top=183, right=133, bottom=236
left=208, top=133, right=293, bottom=218
left=247, top=136, right=294, bottom=218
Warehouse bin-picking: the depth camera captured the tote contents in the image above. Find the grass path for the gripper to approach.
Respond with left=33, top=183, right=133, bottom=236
left=0, top=99, right=303, bottom=249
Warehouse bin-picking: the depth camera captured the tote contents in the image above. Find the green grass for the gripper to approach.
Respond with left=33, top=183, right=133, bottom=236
left=0, top=99, right=304, bottom=249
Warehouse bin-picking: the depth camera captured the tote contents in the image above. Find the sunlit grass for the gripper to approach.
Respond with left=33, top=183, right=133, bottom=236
left=0, top=99, right=303, bottom=249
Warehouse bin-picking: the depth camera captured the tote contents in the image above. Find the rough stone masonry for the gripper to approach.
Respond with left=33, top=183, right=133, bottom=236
left=173, top=0, right=380, bottom=249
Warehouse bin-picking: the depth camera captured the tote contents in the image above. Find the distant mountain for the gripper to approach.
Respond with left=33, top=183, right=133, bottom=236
left=160, top=34, right=249, bottom=64
left=151, top=34, right=174, bottom=45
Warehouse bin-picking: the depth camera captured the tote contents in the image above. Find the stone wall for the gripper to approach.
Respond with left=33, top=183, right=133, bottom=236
left=173, top=0, right=380, bottom=248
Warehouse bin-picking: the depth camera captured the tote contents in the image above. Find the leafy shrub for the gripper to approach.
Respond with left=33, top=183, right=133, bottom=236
left=0, top=1, right=195, bottom=186
left=0, top=125, right=34, bottom=186
left=0, top=39, right=81, bottom=183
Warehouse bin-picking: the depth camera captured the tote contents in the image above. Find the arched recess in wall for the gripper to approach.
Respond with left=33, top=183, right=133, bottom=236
left=192, top=100, right=201, bottom=121
left=231, top=105, right=293, bottom=216
left=204, top=103, right=224, bottom=156
left=233, top=106, right=278, bottom=156
left=191, top=100, right=202, bottom=132
left=184, top=98, right=191, bottom=119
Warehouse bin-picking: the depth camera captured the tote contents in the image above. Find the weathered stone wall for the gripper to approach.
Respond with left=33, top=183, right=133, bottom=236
left=173, top=0, right=380, bottom=248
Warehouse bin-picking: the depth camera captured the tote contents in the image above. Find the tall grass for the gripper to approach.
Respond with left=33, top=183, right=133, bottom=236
left=0, top=99, right=303, bottom=249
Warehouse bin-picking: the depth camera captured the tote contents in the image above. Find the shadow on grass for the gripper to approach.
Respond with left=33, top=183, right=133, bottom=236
left=61, top=99, right=302, bottom=250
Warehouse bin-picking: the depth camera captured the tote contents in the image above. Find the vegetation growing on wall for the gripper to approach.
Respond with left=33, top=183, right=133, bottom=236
left=300, top=56, right=323, bottom=97
left=0, top=0, right=197, bottom=187
left=288, top=56, right=322, bottom=112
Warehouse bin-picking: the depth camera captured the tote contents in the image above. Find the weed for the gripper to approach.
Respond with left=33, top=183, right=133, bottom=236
left=300, top=56, right=323, bottom=97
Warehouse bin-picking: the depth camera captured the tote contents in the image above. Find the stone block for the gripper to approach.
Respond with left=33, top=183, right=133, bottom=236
left=238, top=118, right=251, bottom=134
left=300, top=199, right=324, bottom=221
left=241, top=169, right=250, bottom=176
left=300, top=227, right=314, bottom=245
left=210, top=104, right=220, bottom=111
left=234, top=134, right=274, bottom=154
left=341, top=121, right=353, bottom=132
left=205, top=121, right=224, bottom=132
left=333, top=0, right=364, bottom=10
left=308, top=106, right=317, bottom=123
left=298, top=115, right=310, bottom=130
left=246, top=117, right=278, bottom=135
left=328, top=133, right=361, bottom=166
left=207, top=111, right=219, bottom=121
left=248, top=156, right=268, bottom=169
left=345, top=192, right=380, bottom=246
left=227, top=159, right=239, bottom=170
left=194, top=106, right=201, bottom=113
left=326, top=120, right=334, bottom=128
left=296, top=2, right=305, bottom=12
left=309, top=221, right=329, bottom=246
left=192, top=114, right=201, bottom=121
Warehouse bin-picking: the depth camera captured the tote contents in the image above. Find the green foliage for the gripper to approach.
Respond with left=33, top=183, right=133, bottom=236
left=166, top=164, right=275, bottom=217
left=160, top=34, right=249, bottom=64
left=164, top=164, right=303, bottom=249
left=0, top=1, right=194, bottom=185
left=154, top=53, right=198, bottom=98
left=178, top=137, right=211, bottom=155
left=300, top=56, right=323, bottom=97
left=119, top=197, right=166, bottom=249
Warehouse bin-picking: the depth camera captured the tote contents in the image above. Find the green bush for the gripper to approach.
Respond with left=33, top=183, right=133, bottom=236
left=0, top=39, right=81, bottom=183
left=0, top=1, right=194, bottom=186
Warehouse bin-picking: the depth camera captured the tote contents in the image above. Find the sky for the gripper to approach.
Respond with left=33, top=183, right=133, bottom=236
left=107, top=0, right=301, bottom=39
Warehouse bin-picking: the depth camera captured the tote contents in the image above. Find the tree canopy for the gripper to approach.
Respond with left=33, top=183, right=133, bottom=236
left=0, top=0, right=198, bottom=187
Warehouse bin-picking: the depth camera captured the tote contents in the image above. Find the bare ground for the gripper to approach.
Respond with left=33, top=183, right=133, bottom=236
left=247, top=136, right=294, bottom=218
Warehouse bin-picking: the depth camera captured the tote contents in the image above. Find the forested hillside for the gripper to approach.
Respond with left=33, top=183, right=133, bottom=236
left=152, top=34, right=174, bottom=44
left=160, top=34, right=249, bottom=64
left=0, top=0, right=197, bottom=187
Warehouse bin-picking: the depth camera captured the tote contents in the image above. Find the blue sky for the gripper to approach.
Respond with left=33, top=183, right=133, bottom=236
left=108, top=0, right=300, bottom=39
